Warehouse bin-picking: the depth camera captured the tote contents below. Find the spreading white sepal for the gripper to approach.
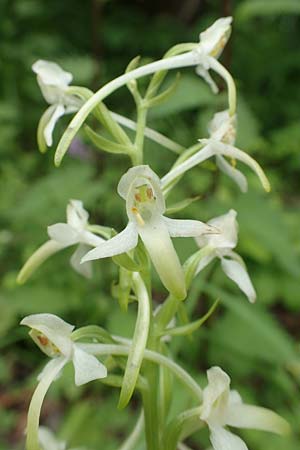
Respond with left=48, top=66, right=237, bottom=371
left=82, top=165, right=213, bottom=300
left=21, top=313, right=107, bottom=386
left=32, top=60, right=81, bottom=146
left=17, top=200, right=104, bottom=283
left=195, top=210, right=256, bottom=303
left=200, top=366, right=290, bottom=450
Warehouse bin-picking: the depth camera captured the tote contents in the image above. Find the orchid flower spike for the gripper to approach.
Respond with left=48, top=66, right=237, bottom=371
left=82, top=165, right=214, bottom=300
left=17, top=200, right=104, bottom=284
left=196, top=17, right=233, bottom=96
left=200, top=366, right=290, bottom=450
left=32, top=60, right=82, bottom=149
left=161, top=110, right=270, bottom=194
left=195, top=209, right=256, bottom=303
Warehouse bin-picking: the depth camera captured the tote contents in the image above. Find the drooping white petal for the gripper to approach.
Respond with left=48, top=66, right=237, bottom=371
left=47, top=223, right=79, bottom=246
left=164, top=217, right=214, bottom=237
left=81, top=222, right=138, bottom=262
left=201, top=366, right=231, bottom=422
left=72, top=345, right=107, bottom=386
left=32, top=60, right=73, bottom=88
left=196, top=65, right=219, bottom=93
left=216, top=155, right=248, bottom=193
left=209, top=425, right=248, bottom=450
left=225, top=404, right=290, bottom=436
left=70, top=244, right=92, bottom=278
left=21, top=313, right=74, bottom=358
left=43, top=103, right=65, bottom=146
left=220, top=257, right=256, bottom=303
left=207, top=140, right=270, bottom=192
left=39, top=426, right=66, bottom=450
left=138, top=216, right=186, bottom=300
left=66, top=200, right=89, bottom=230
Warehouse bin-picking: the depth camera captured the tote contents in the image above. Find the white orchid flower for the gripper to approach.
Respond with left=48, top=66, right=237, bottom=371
left=82, top=165, right=214, bottom=300
left=17, top=200, right=104, bottom=283
left=196, top=17, right=232, bottom=94
left=22, top=314, right=106, bottom=450
left=161, top=110, right=270, bottom=194
left=21, top=313, right=107, bottom=386
left=200, top=366, right=290, bottom=450
left=195, top=209, right=256, bottom=303
left=32, top=60, right=82, bottom=148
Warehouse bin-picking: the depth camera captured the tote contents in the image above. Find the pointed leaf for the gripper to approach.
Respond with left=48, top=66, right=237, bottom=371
left=84, top=125, right=131, bottom=154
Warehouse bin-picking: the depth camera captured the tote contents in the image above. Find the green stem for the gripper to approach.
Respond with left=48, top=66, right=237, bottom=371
left=132, top=104, right=148, bottom=165
left=78, top=343, right=202, bottom=401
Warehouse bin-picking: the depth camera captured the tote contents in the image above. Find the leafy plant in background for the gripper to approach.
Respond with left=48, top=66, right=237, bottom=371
left=15, top=17, right=295, bottom=450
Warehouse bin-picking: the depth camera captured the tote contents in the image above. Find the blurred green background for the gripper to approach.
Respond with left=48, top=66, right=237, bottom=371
left=1, top=0, right=300, bottom=449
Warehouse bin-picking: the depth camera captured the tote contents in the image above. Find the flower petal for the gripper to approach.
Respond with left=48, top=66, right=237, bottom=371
left=164, top=216, right=214, bottom=237
left=199, top=17, right=232, bottom=57
left=138, top=217, right=186, bottom=300
left=66, top=199, right=89, bottom=229
left=21, top=313, right=74, bottom=358
left=220, top=257, right=256, bottom=303
left=196, top=65, right=219, bottom=93
left=32, top=60, right=73, bottom=87
left=80, top=230, right=105, bottom=247
left=201, top=366, right=231, bottom=421
left=209, top=425, right=248, bottom=450
left=216, top=155, right=248, bottom=193
left=72, top=345, right=107, bottom=386
left=209, top=140, right=270, bottom=192
left=81, top=222, right=138, bottom=262
left=70, top=244, right=92, bottom=278
left=225, top=404, right=290, bottom=436
left=43, top=104, right=65, bottom=146
left=196, top=209, right=238, bottom=250
left=47, top=223, right=79, bottom=245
